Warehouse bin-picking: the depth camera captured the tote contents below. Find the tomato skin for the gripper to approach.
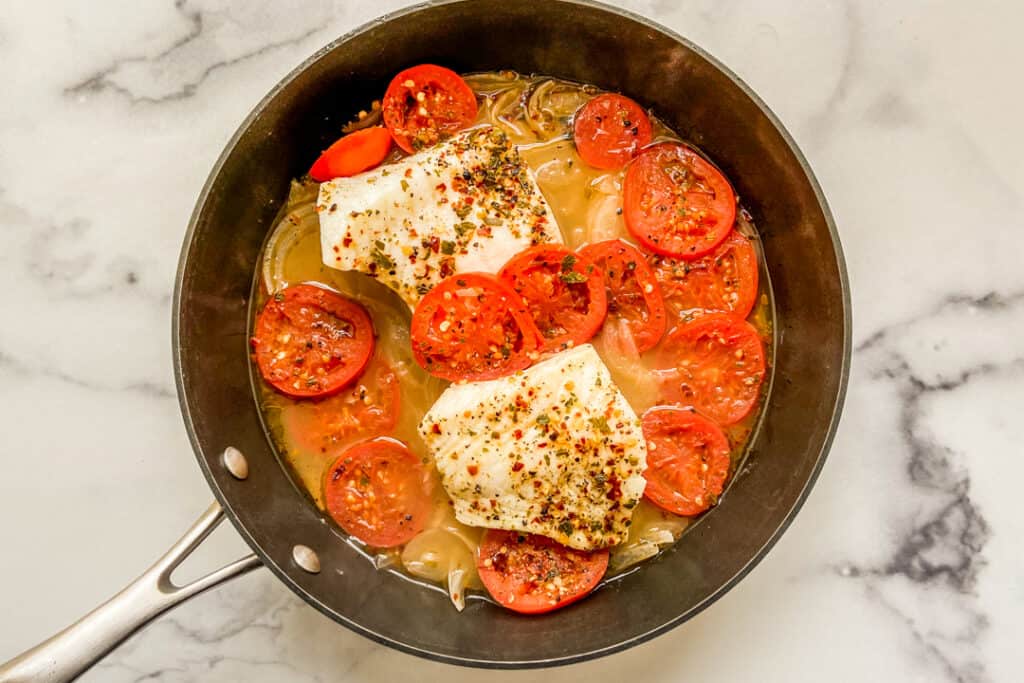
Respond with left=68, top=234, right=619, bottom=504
left=642, top=407, right=731, bottom=516
left=309, top=126, right=392, bottom=182
left=648, top=230, right=759, bottom=320
left=324, top=438, right=433, bottom=548
left=657, top=313, right=765, bottom=425
left=579, top=239, right=666, bottom=353
left=281, top=358, right=399, bottom=456
left=573, top=93, right=653, bottom=169
left=411, top=273, right=542, bottom=382
left=623, top=142, right=736, bottom=260
left=252, top=285, right=375, bottom=399
left=498, top=245, right=608, bottom=354
left=477, top=530, right=609, bottom=614
left=382, top=64, right=478, bottom=153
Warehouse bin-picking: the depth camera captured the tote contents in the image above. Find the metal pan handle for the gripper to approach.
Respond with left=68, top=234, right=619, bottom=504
left=0, top=501, right=261, bottom=683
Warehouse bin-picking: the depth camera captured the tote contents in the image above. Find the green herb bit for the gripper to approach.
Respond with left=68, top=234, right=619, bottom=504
left=560, top=271, right=588, bottom=284
left=371, top=249, right=394, bottom=269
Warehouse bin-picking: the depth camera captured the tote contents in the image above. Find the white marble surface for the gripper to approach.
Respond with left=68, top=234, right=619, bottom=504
left=1, top=1, right=1022, bottom=681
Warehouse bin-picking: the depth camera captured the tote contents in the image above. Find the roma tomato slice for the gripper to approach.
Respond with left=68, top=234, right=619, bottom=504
left=477, top=530, right=609, bottom=614
left=498, top=245, right=608, bottom=354
left=656, top=313, right=765, bottom=425
left=642, top=407, right=731, bottom=516
left=649, top=230, right=759, bottom=319
left=281, top=357, right=399, bottom=455
left=309, top=126, right=392, bottom=182
left=579, top=239, right=666, bottom=353
left=411, top=273, right=541, bottom=382
left=623, top=142, right=736, bottom=259
left=324, top=438, right=433, bottom=548
left=252, top=284, right=375, bottom=398
left=382, top=64, right=478, bottom=153
left=573, top=93, right=653, bottom=169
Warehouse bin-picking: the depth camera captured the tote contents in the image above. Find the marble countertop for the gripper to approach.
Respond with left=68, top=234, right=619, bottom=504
left=1, top=1, right=1021, bottom=681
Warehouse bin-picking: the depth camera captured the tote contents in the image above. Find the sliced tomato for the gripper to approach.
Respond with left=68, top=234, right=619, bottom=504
left=623, top=142, right=736, bottom=259
left=281, top=357, right=399, bottom=455
left=579, top=239, right=666, bottom=353
left=309, top=126, right=392, bottom=182
left=649, top=229, right=759, bottom=319
left=324, top=438, right=433, bottom=548
left=411, top=273, right=541, bottom=382
left=642, top=407, right=731, bottom=516
left=252, top=284, right=375, bottom=398
left=573, top=93, right=653, bottom=170
left=656, top=313, right=765, bottom=425
left=382, top=64, right=478, bottom=153
left=477, top=530, right=609, bottom=614
left=648, top=230, right=759, bottom=320
left=498, top=245, right=608, bottom=354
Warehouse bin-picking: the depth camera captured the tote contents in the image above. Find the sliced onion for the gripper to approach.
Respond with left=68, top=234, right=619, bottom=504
left=447, top=565, right=469, bottom=612
left=401, top=528, right=482, bottom=611
left=261, top=181, right=320, bottom=294
left=463, top=71, right=522, bottom=95
left=526, top=79, right=595, bottom=139
left=608, top=541, right=660, bottom=574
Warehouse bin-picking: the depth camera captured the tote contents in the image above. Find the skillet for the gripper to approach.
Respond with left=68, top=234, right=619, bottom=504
left=0, top=0, right=850, bottom=679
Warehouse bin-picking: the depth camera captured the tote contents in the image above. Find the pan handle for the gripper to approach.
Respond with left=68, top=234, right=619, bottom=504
left=0, top=501, right=262, bottom=683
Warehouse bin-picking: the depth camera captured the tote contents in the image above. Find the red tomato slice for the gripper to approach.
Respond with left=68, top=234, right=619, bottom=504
left=309, top=126, right=392, bottom=182
left=656, top=313, right=765, bottom=425
left=642, top=407, right=731, bottom=516
left=498, top=245, right=608, bottom=354
left=623, top=142, right=736, bottom=259
left=573, top=93, right=653, bottom=169
left=579, top=239, right=666, bottom=353
left=477, top=530, right=609, bottom=614
left=324, top=438, right=433, bottom=548
left=281, top=357, right=399, bottom=455
left=382, top=64, right=478, bottom=153
left=411, top=273, right=541, bottom=382
left=252, top=284, right=375, bottom=398
left=649, top=230, right=759, bottom=319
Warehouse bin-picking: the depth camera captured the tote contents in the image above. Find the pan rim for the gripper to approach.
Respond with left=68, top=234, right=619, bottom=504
left=172, top=0, right=852, bottom=668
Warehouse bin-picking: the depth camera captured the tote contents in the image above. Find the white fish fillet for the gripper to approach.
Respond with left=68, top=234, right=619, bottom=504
left=419, top=345, right=647, bottom=551
left=318, top=126, right=563, bottom=309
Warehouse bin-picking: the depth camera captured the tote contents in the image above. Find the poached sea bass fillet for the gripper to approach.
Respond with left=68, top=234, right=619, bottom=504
left=317, top=126, right=563, bottom=309
left=419, top=344, right=648, bottom=551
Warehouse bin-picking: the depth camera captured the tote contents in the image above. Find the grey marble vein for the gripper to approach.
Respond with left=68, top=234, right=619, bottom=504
left=63, top=1, right=329, bottom=105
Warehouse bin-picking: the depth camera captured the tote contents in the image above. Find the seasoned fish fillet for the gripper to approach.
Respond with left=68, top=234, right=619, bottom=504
left=317, top=126, right=562, bottom=308
left=419, top=344, right=647, bottom=551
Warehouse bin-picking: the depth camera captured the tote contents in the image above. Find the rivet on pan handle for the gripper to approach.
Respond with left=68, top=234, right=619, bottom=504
left=0, top=501, right=262, bottom=683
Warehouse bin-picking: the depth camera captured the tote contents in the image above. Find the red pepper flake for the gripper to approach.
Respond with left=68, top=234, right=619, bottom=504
left=512, top=461, right=525, bottom=472
left=431, top=423, right=442, bottom=435
left=514, top=429, right=523, bottom=440
left=467, top=464, right=479, bottom=476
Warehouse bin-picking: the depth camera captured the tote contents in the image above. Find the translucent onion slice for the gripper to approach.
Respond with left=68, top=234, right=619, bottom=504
left=608, top=541, right=660, bottom=574
left=261, top=181, right=320, bottom=294
left=608, top=500, right=691, bottom=574
left=526, top=79, right=595, bottom=139
left=401, top=528, right=482, bottom=611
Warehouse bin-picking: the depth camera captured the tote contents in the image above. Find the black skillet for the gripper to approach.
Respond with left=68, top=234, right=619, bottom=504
left=0, top=1, right=849, bottom=679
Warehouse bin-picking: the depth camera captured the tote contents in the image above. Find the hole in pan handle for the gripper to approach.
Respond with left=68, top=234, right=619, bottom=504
left=0, top=501, right=262, bottom=683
